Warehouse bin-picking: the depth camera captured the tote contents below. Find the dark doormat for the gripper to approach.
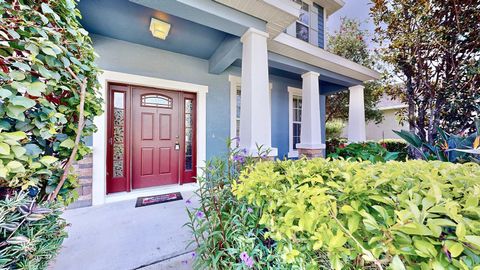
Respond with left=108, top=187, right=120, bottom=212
left=135, top=192, right=183, bottom=208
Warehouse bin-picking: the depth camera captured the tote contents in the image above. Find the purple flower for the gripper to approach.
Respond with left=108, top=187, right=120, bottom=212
left=185, top=199, right=192, bottom=205
left=247, top=207, right=253, bottom=213
left=241, top=148, right=248, bottom=155
left=192, top=252, right=196, bottom=258
left=240, top=252, right=254, bottom=268
left=233, top=154, right=246, bottom=164
left=196, top=211, right=204, bottom=218
left=240, top=252, right=249, bottom=261
left=244, top=256, right=254, bottom=268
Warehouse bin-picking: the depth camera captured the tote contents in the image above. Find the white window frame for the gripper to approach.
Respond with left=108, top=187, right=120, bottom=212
left=229, top=75, right=272, bottom=144
left=288, top=86, right=303, bottom=158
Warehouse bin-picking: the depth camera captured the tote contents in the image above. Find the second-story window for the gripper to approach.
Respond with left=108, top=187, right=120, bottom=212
left=293, top=0, right=310, bottom=42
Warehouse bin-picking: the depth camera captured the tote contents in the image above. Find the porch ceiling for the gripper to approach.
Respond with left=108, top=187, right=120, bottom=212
left=78, top=0, right=230, bottom=60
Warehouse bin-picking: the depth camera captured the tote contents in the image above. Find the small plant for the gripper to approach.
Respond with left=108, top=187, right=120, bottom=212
left=186, top=140, right=286, bottom=269
left=328, top=142, right=399, bottom=163
left=326, top=119, right=345, bottom=139
left=379, top=138, right=408, bottom=161
left=0, top=192, right=67, bottom=269
left=394, top=120, right=480, bottom=163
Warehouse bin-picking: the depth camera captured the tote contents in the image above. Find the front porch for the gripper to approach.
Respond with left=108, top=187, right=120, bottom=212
left=50, top=191, right=198, bottom=270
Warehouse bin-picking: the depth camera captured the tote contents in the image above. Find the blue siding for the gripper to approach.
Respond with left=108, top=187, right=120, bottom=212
left=92, top=35, right=344, bottom=161
left=316, top=5, right=325, bottom=49
left=92, top=35, right=231, bottom=160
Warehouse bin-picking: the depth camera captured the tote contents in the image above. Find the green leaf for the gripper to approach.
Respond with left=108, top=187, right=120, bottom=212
left=9, top=71, right=25, bottom=81
left=465, top=235, right=480, bottom=249
left=40, top=156, right=58, bottom=166
left=0, top=88, right=13, bottom=98
left=41, top=46, right=57, bottom=57
left=59, top=138, right=75, bottom=149
left=6, top=105, right=26, bottom=121
left=6, top=160, right=25, bottom=173
left=2, top=131, right=26, bottom=141
left=445, top=241, right=464, bottom=257
left=456, top=223, right=466, bottom=239
left=11, top=145, right=26, bottom=158
left=9, top=96, right=36, bottom=109
left=0, top=142, right=10, bottom=155
left=24, top=144, right=43, bottom=157
left=413, top=238, right=437, bottom=257
left=390, top=255, right=406, bottom=270
left=27, top=82, right=46, bottom=97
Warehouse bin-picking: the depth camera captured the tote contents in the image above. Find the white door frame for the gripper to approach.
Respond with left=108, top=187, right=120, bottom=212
left=92, top=70, right=208, bottom=205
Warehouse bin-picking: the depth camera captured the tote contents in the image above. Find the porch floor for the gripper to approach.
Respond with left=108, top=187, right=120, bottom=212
left=49, top=191, right=198, bottom=270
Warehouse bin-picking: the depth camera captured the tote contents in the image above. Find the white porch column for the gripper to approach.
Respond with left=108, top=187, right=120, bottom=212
left=296, top=71, right=325, bottom=158
left=348, top=85, right=366, bottom=142
left=239, top=28, right=277, bottom=156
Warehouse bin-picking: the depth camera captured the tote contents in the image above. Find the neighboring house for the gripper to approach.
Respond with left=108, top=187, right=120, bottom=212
left=365, top=95, right=409, bottom=141
left=72, top=0, right=379, bottom=208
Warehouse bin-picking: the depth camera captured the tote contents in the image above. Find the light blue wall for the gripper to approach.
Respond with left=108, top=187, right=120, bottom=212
left=92, top=35, right=338, bottom=160
left=92, top=34, right=232, bottom=159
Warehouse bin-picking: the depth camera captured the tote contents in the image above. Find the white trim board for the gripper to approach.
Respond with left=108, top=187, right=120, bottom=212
left=92, top=70, right=208, bottom=206
left=288, top=86, right=302, bottom=158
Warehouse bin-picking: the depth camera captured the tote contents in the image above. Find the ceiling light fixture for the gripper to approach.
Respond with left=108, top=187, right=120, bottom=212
left=149, top=18, right=171, bottom=40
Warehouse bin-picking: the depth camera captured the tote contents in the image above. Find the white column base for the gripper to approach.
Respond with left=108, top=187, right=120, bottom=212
left=296, top=143, right=326, bottom=149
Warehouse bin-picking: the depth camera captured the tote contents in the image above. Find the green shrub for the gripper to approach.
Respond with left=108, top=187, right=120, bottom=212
left=0, top=0, right=101, bottom=268
left=328, top=142, right=400, bottom=162
left=234, top=159, right=480, bottom=269
left=186, top=142, right=286, bottom=269
left=326, top=120, right=345, bottom=139
left=326, top=138, right=347, bottom=155
left=0, top=192, right=67, bottom=269
left=379, top=139, right=408, bottom=161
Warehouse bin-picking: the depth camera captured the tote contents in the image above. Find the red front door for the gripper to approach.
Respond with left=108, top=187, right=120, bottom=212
left=132, top=87, right=180, bottom=189
left=106, top=84, right=197, bottom=193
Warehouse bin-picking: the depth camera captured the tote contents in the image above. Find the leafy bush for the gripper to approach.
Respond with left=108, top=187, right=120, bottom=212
left=325, top=138, right=347, bottom=156
left=328, top=142, right=399, bottom=163
left=0, top=0, right=101, bottom=268
left=186, top=142, right=288, bottom=269
left=326, top=119, right=345, bottom=139
left=395, top=123, right=479, bottom=163
left=233, top=158, right=480, bottom=269
left=0, top=192, right=67, bottom=269
left=379, top=139, right=408, bottom=161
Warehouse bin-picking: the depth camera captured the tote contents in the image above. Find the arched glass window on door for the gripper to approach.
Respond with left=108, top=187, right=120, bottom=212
left=141, top=94, right=172, bottom=108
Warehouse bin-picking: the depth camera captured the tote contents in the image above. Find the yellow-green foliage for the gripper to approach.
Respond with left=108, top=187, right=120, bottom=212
left=233, top=159, right=480, bottom=269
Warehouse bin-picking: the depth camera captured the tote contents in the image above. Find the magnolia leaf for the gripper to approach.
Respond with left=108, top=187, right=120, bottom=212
left=456, top=223, right=466, bottom=239
left=39, top=156, right=58, bottom=166
left=6, top=105, right=26, bottom=121
left=9, top=96, right=36, bottom=109
left=413, top=238, right=437, bottom=257
left=0, top=143, right=10, bottom=155
left=59, top=138, right=75, bottom=149
left=445, top=241, right=464, bottom=257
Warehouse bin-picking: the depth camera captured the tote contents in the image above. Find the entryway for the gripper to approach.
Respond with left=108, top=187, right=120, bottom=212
left=106, top=83, right=197, bottom=194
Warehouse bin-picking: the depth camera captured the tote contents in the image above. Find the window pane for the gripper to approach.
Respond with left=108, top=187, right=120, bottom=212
left=141, top=94, right=172, bottom=108
left=185, top=99, right=194, bottom=171
left=113, top=91, right=125, bottom=178
left=299, top=3, right=309, bottom=25
left=296, top=22, right=309, bottom=42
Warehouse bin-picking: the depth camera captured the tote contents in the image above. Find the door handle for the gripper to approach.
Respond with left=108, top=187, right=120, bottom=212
left=174, top=141, right=180, bottom=150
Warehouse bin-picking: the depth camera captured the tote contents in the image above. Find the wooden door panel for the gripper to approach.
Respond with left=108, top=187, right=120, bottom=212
left=132, top=87, right=179, bottom=189
left=159, top=114, right=171, bottom=140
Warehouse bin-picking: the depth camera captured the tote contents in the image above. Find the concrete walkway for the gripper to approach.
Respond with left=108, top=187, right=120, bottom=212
left=50, top=191, right=198, bottom=270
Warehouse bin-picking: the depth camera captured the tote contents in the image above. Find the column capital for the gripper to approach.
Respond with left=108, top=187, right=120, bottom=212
left=301, top=71, right=320, bottom=79
left=348, top=84, right=364, bottom=91
left=241, top=28, right=269, bottom=43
